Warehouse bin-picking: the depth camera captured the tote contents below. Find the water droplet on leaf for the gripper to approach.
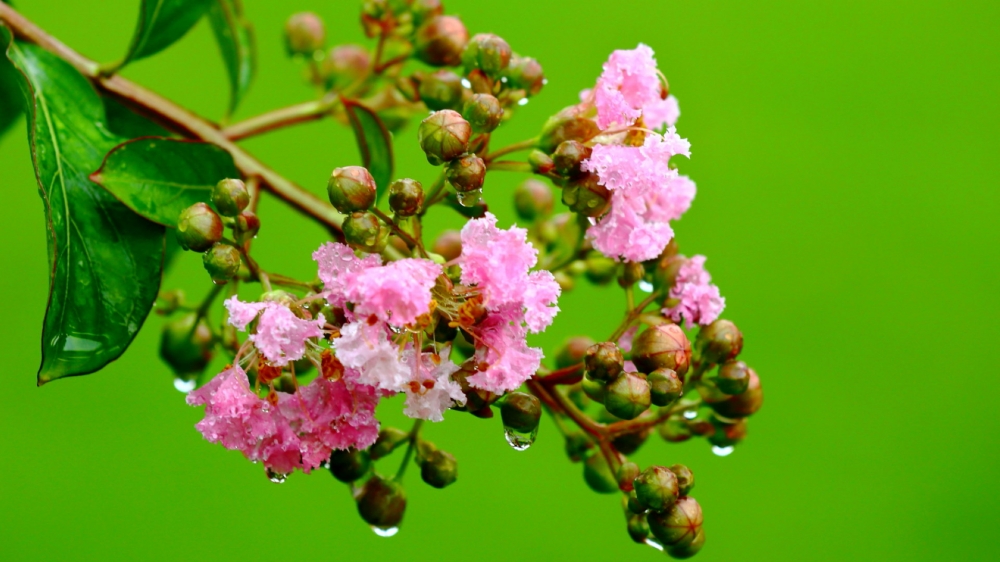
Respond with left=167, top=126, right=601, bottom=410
left=503, top=425, right=538, bottom=451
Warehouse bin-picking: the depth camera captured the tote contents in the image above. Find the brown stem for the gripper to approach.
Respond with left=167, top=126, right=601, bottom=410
left=608, top=291, right=661, bottom=343
left=540, top=363, right=584, bottom=386
left=222, top=98, right=337, bottom=141
left=486, top=160, right=532, bottom=173
left=485, top=137, right=537, bottom=162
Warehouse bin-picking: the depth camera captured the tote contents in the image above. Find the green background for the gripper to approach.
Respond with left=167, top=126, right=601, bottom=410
left=1, top=0, right=998, bottom=560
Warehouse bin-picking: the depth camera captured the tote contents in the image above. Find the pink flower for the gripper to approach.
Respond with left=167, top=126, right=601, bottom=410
left=344, top=258, right=442, bottom=327
left=251, top=305, right=325, bottom=366
left=594, top=44, right=662, bottom=129
left=402, top=347, right=466, bottom=422
left=663, top=255, right=725, bottom=328
left=523, top=271, right=561, bottom=333
left=467, top=305, right=544, bottom=394
left=187, top=366, right=275, bottom=451
left=618, top=325, right=639, bottom=353
left=644, top=95, right=681, bottom=130
left=224, top=296, right=267, bottom=330
left=313, top=242, right=381, bottom=308
left=333, top=321, right=411, bottom=391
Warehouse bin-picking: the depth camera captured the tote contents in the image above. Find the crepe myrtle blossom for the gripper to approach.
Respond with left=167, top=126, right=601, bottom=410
left=224, top=296, right=325, bottom=366
left=664, top=255, right=726, bottom=328
left=590, top=43, right=681, bottom=131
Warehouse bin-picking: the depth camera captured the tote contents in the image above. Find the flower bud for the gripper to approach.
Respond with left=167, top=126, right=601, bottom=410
left=342, top=211, right=384, bottom=252
left=617, top=461, right=641, bottom=492
left=634, top=465, right=679, bottom=513
left=512, top=179, right=553, bottom=221
left=647, top=497, right=703, bottom=549
left=284, top=12, right=325, bottom=57
left=328, top=166, right=377, bottom=213
left=627, top=490, right=646, bottom=514
left=714, top=360, right=750, bottom=395
left=555, top=336, right=595, bottom=368
left=385, top=178, right=424, bottom=217
left=604, top=372, right=652, bottom=420
left=584, top=342, right=624, bottom=382
left=620, top=261, right=646, bottom=287
left=668, top=528, right=706, bottom=559
left=321, top=44, right=371, bottom=89
left=356, top=476, right=407, bottom=529
left=528, top=149, right=555, bottom=175
left=564, top=431, right=592, bottom=462
left=211, top=178, right=249, bottom=217
left=583, top=453, right=618, bottom=494
left=418, top=110, right=471, bottom=165
left=552, top=140, right=592, bottom=178
left=202, top=243, right=241, bottom=283
left=562, top=173, right=611, bottom=217
left=159, top=312, right=213, bottom=376
left=233, top=210, right=260, bottom=245
left=420, top=449, right=457, bottom=488
left=648, top=368, right=684, bottom=407
left=612, top=428, right=650, bottom=455
left=176, top=202, right=223, bottom=252
left=632, top=324, right=692, bottom=377
left=538, top=106, right=601, bottom=153
left=328, top=448, right=371, bottom=483
left=432, top=229, right=462, bottom=261
left=414, top=16, right=468, bottom=67
left=451, top=360, right=499, bottom=412
left=711, top=369, right=763, bottom=418
left=462, top=93, right=503, bottom=133
left=580, top=376, right=606, bottom=403
left=446, top=154, right=486, bottom=193
left=658, top=418, right=692, bottom=443
left=500, top=392, right=541, bottom=433
left=668, top=464, right=695, bottom=497
left=627, top=513, right=649, bottom=543
left=417, top=70, right=464, bottom=111
left=652, top=254, right=686, bottom=293
left=709, top=416, right=748, bottom=448
left=504, top=56, right=545, bottom=96
left=584, top=255, right=619, bottom=285
left=461, top=33, right=512, bottom=77
left=370, top=427, right=409, bottom=460
left=696, top=319, right=743, bottom=364
left=411, top=0, right=443, bottom=25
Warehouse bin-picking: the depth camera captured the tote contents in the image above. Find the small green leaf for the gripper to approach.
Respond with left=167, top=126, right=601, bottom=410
left=115, top=0, right=213, bottom=70
left=3, top=28, right=166, bottom=384
left=208, top=0, right=256, bottom=116
left=91, top=138, right=239, bottom=227
left=342, top=98, right=394, bottom=201
left=0, top=33, right=24, bottom=137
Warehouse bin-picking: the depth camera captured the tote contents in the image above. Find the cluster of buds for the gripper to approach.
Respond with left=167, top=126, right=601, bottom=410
left=175, top=178, right=258, bottom=284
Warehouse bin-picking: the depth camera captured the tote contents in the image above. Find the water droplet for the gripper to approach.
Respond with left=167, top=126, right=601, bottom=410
left=266, top=468, right=288, bottom=483
left=457, top=190, right=482, bottom=207
left=517, top=98, right=529, bottom=106
left=712, top=445, right=734, bottom=457
left=644, top=538, right=664, bottom=552
left=683, top=410, right=697, bottom=420
left=371, top=526, right=399, bottom=537
left=460, top=78, right=472, bottom=89
left=387, top=324, right=404, bottom=334
left=503, top=425, right=538, bottom=451
left=637, top=280, right=654, bottom=293
left=173, top=378, right=196, bottom=393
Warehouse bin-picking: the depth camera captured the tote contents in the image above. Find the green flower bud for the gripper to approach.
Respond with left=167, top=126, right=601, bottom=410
left=648, top=368, right=684, bottom=407
left=445, top=154, right=486, bottom=193
left=284, top=12, right=325, bottom=57
left=356, top=476, right=407, bottom=529
left=211, top=178, right=249, bottom=217
left=584, top=342, right=624, bottom=382
left=418, top=110, right=471, bottom=165
left=620, top=261, right=646, bottom=287
left=156, top=289, right=186, bottom=315
left=580, top=376, right=606, bottom=403
left=669, top=464, right=695, bottom=497
left=562, top=173, right=611, bottom=217
left=711, top=369, right=763, bottom=418
left=696, top=319, right=744, bottom=364
left=627, top=490, right=646, bottom=514
left=328, top=448, right=371, bottom=483
left=583, top=453, right=618, bottom=494
left=328, top=166, right=377, bottom=213
left=555, top=336, right=596, bottom=368
left=634, top=465, right=679, bottom=512
left=420, top=449, right=457, bottom=488
left=233, top=210, right=260, bottom=245
left=159, top=312, right=213, bottom=377
left=432, top=229, right=462, bottom=261
left=462, top=93, right=503, bottom=133
left=176, top=202, right=223, bottom=252
left=370, top=427, right=409, bottom=460
left=617, top=461, right=641, bottom=492
left=552, top=140, right=592, bottom=178
left=202, top=243, right=241, bottom=283
left=584, top=255, right=619, bottom=285
left=632, top=324, right=692, bottom=377
left=709, top=416, right=748, bottom=448
left=564, top=431, right=592, bottom=462
left=513, top=179, right=554, bottom=221
left=667, top=527, right=706, bottom=559
left=538, top=105, right=601, bottom=153
left=411, top=0, right=443, bottom=26
left=604, top=372, right=652, bottom=420
left=414, top=15, right=468, bottom=67
left=652, top=254, right=686, bottom=293
left=714, top=360, right=750, bottom=395
left=528, top=149, right=555, bottom=174
left=504, top=56, right=545, bottom=96
left=658, top=418, right=693, bottom=443
left=627, top=513, right=650, bottom=543
left=387, top=178, right=424, bottom=217
left=461, top=33, right=512, bottom=77
left=500, top=392, right=541, bottom=433
left=414, top=438, right=438, bottom=466
left=417, top=69, right=464, bottom=111
left=321, top=44, right=370, bottom=89
left=612, top=429, right=650, bottom=455
left=647, top=497, right=704, bottom=549
left=342, top=211, right=384, bottom=252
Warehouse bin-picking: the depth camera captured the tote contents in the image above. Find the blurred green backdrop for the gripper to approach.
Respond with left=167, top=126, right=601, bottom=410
left=1, top=0, right=998, bottom=560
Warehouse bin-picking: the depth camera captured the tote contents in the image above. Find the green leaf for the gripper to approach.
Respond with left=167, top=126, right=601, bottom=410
left=2, top=28, right=166, bottom=384
left=116, top=0, right=213, bottom=69
left=101, top=95, right=172, bottom=138
left=91, top=137, right=239, bottom=227
left=208, top=0, right=256, bottom=116
left=0, top=32, right=24, bottom=137
left=342, top=98, right=394, bottom=201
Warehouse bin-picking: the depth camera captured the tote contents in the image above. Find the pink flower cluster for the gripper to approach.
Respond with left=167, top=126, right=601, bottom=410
left=592, top=43, right=680, bottom=130
left=225, top=297, right=325, bottom=366
left=663, top=256, right=726, bottom=328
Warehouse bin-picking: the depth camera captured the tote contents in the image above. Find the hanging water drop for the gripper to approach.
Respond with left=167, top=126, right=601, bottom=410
left=644, top=538, right=665, bottom=552
left=503, top=425, right=539, bottom=451
left=173, top=378, right=196, bottom=393
left=457, top=189, right=482, bottom=207
left=371, top=526, right=399, bottom=537
left=712, top=445, right=734, bottom=457
left=266, top=468, right=288, bottom=483
left=637, top=280, right=654, bottom=293
left=683, top=409, right=698, bottom=420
